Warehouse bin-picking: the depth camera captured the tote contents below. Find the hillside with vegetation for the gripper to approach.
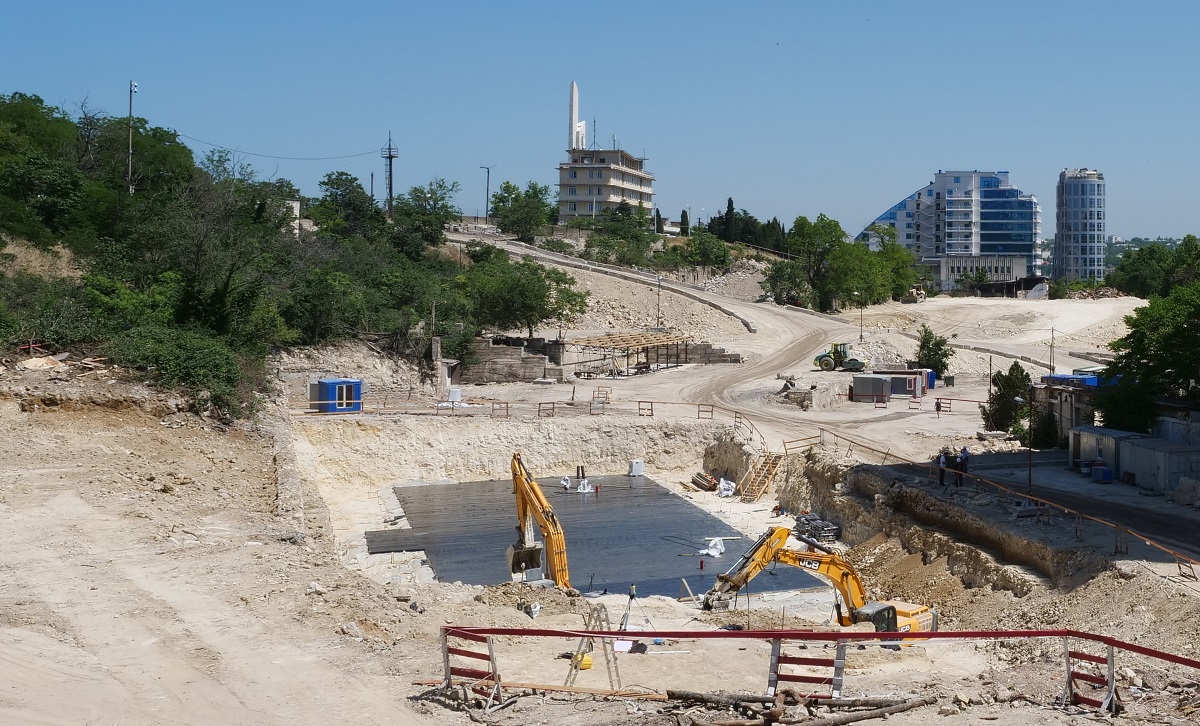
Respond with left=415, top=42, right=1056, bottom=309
left=0, top=92, right=585, bottom=414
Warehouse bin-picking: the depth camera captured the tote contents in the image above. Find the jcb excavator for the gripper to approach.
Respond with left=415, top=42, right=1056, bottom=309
left=702, top=527, right=937, bottom=634
left=508, top=453, right=572, bottom=589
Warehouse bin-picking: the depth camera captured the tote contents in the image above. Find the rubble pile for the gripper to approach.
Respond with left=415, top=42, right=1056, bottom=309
left=701, top=257, right=769, bottom=301
left=1066, top=286, right=1125, bottom=300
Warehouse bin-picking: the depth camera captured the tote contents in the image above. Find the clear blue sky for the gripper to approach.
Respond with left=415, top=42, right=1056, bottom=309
left=5, top=1, right=1197, bottom=239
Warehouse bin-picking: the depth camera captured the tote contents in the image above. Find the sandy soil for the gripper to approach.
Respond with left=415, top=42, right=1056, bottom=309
left=3, top=244, right=1193, bottom=726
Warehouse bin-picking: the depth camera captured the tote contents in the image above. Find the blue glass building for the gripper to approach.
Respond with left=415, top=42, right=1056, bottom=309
left=859, top=171, right=1042, bottom=290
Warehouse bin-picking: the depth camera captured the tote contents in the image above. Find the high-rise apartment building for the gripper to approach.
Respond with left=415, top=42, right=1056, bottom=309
left=861, top=170, right=1040, bottom=290
left=556, top=82, right=653, bottom=221
left=1053, top=169, right=1106, bottom=280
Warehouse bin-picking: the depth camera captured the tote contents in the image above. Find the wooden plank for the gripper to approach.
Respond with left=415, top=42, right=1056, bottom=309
left=1071, top=670, right=1108, bottom=686
left=445, top=629, right=490, bottom=643
left=777, top=655, right=835, bottom=667
left=449, top=666, right=494, bottom=680
left=446, top=646, right=491, bottom=661
left=413, top=679, right=668, bottom=701
left=775, top=673, right=834, bottom=685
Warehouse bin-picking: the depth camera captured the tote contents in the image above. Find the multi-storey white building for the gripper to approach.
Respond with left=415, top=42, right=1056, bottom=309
left=861, top=170, right=1041, bottom=290
left=556, top=82, right=653, bottom=220
left=1053, top=168, right=1106, bottom=280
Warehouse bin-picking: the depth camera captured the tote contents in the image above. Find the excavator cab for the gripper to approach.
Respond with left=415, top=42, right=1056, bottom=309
left=850, top=602, right=899, bottom=632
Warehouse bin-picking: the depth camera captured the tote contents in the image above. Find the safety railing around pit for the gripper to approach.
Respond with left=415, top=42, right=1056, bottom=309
left=814, top=427, right=1200, bottom=580
left=293, top=394, right=775, bottom=456
left=435, top=625, right=1200, bottom=714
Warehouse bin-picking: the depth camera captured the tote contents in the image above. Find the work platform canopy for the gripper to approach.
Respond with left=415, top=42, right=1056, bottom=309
left=568, top=331, right=690, bottom=351
left=567, top=331, right=694, bottom=375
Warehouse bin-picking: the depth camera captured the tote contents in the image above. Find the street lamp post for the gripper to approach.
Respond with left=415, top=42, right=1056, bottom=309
left=479, top=165, right=496, bottom=226
left=1014, top=386, right=1035, bottom=495
left=852, top=291, right=863, bottom=342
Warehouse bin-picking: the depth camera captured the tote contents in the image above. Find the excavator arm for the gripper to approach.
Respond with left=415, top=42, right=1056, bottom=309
left=702, top=527, right=937, bottom=634
left=702, top=526, right=793, bottom=610
left=774, top=549, right=868, bottom=627
left=509, top=453, right=571, bottom=589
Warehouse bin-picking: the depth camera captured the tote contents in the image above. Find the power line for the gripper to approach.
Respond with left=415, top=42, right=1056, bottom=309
left=177, top=133, right=377, bottom=161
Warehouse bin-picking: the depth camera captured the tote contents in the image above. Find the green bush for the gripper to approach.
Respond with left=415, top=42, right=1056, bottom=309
left=105, top=325, right=243, bottom=414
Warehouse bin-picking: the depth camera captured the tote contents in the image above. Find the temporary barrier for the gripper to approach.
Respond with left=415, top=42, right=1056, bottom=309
left=438, top=625, right=1200, bottom=715
left=767, top=639, right=846, bottom=698
left=440, top=628, right=504, bottom=711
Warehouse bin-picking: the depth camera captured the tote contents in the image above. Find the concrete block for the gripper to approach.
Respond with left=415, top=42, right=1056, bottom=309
left=1175, top=477, right=1200, bottom=506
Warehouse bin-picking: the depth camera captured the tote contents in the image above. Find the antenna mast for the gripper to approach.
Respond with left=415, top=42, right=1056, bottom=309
left=381, top=133, right=398, bottom=220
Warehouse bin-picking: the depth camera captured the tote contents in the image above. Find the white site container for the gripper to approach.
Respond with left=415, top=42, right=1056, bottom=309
left=628, top=459, right=645, bottom=476
left=447, top=388, right=462, bottom=402
left=1069, top=425, right=1146, bottom=472
left=1117, top=437, right=1200, bottom=493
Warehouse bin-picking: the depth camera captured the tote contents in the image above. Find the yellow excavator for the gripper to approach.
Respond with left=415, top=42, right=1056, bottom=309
left=508, top=453, right=572, bottom=589
left=702, top=526, right=937, bottom=634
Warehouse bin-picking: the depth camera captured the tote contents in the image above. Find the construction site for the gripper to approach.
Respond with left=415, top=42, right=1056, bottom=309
left=3, top=237, right=1199, bottom=726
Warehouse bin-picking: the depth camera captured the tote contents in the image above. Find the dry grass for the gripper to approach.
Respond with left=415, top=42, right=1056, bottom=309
left=1, top=237, right=81, bottom=278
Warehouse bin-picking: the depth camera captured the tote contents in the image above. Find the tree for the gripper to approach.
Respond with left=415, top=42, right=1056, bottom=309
left=686, top=230, right=731, bottom=268
left=393, top=178, right=462, bottom=247
left=679, top=209, right=690, bottom=237
left=307, top=171, right=381, bottom=239
left=979, top=361, right=1032, bottom=433
left=956, top=268, right=989, bottom=293
left=654, top=208, right=664, bottom=234
left=470, top=248, right=588, bottom=337
left=760, top=217, right=784, bottom=252
left=724, top=197, right=736, bottom=243
left=915, top=323, right=954, bottom=377
left=490, top=180, right=554, bottom=242
left=783, top=213, right=848, bottom=311
left=1103, top=280, right=1200, bottom=408
left=1170, top=234, right=1200, bottom=289
left=760, top=258, right=810, bottom=305
left=877, top=238, right=919, bottom=300
left=826, top=241, right=887, bottom=305
left=1106, top=243, right=1171, bottom=298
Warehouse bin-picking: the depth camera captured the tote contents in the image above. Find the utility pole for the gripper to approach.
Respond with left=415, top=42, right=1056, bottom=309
left=381, top=133, right=398, bottom=221
left=1050, top=327, right=1055, bottom=375
left=656, top=276, right=663, bottom=328
left=479, top=164, right=496, bottom=225
left=126, top=81, right=137, bottom=194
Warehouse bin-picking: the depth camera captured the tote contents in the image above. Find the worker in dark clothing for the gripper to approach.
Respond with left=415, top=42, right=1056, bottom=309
left=937, top=450, right=947, bottom=486
left=959, top=447, right=970, bottom=486
left=935, top=399, right=942, bottom=418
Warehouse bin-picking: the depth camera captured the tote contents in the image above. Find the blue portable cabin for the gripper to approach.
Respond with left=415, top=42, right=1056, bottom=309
left=316, top=378, right=363, bottom=413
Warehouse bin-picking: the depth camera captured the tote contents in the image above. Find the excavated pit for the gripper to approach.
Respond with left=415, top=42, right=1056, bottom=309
left=776, top=449, right=1111, bottom=602
left=289, top=413, right=766, bottom=585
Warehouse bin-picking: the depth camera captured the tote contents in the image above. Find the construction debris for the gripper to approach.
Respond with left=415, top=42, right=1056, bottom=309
left=665, top=689, right=938, bottom=726
left=16, top=354, right=108, bottom=372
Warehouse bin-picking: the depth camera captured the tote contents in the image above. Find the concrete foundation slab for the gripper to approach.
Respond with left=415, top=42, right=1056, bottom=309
left=365, top=475, right=820, bottom=598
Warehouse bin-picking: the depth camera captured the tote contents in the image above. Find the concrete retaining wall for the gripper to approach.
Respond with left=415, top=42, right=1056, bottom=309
left=461, top=339, right=564, bottom=384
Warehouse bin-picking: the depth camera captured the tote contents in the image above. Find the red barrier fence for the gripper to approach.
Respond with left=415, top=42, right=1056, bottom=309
left=441, top=625, right=1200, bottom=714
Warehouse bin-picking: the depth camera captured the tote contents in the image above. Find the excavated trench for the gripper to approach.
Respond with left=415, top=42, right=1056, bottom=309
left=776, top=449, right=1110, bottom=598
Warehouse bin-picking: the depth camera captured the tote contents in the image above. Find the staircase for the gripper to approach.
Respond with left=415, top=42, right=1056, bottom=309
left=739, top=452, right=785, bottom=503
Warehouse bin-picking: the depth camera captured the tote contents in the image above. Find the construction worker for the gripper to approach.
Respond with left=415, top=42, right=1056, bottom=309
left=937, top=450, right=947, bottom=486
left=960, top=447, right=970, bottom=485
left=935, top=399, right=942, bottom=418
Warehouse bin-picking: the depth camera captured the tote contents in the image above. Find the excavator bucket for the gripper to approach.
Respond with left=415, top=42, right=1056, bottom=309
left=506, top=543, right=544, bottom=579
